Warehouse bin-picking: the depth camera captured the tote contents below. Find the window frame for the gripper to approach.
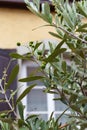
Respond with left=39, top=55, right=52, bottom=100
left=19, top=59, right=70, bottom=121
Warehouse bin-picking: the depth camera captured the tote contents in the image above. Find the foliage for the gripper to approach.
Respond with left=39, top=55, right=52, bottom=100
left=23, top=0, right=87, bottom=129
left=1, top=0, right=87, bottom=130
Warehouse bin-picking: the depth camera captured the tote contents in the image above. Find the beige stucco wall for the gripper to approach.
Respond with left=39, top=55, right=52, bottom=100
left=0, top=7, right=55, bottom=48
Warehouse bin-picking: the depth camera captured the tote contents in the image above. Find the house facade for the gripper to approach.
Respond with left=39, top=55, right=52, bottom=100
left=0, top=0, right=73, bottom=122
left=0, top=0, right=55, bottom=48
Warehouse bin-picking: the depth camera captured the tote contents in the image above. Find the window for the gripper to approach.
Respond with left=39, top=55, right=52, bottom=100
left=17, top=39, right=70, bottom=123
left=20, top=59, right=70, bottom=123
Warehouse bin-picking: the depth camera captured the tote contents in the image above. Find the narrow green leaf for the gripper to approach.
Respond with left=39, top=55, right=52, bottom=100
left=26, top=114, right=39, bottom=121
left=77, top=23, right=87, bottom=29
left=77, top=97, right=87, bottom=104
left=46, top=90, right=58, bottom=95
left=18, top=119, right=25, bottom=128
left=71, top=2, right=77, bottom=25
left=18, top=101, right=25, bottom=120
left=80, top=122, right=87, bottom=129
left=66, top=42, right=75, bottom=51
left=43, top=2, right=50, bottom=16
left=10, top=88, right=18, bottom=99
left=62, top=7, right=74, bottom=29
left=0, top=118, right=13, bottom=123
left=70, top=105, right=82, bottom=113
left=63, top=88, right=79, bottom=97
left=27, top=2, right=52, bottom=24
left=77, top=2, right=87, bottom=17
left=6, top=65, right=19, bottom=89
left=76, top=28, right=87, bottom=32
left=41, top=13, right=52, bottom=24
left=55, top=107, right=69, bottom=125
left=62, top=61, right=66, bottom=72
left=19, top=76, right=44, bottom=82
left=75, top=49, right=85, bottom=59
left=16, top=84, right=36, bottom=103
left=33, top=0, right=40, bottom=11
left=44, top=48, right=66, bottom=63
left=53, top=98, right=61, bottom=101
left=83, top=104, right=87, bottom=114
left=56, top=28, right=64, bottom=39
left=34, top=42, right=42, bottom=51
left=49, top=32, right=63, bottom=39
left=27, top=6, right=42, bottom=19
left=69, top=94, right=78, bottom=104
left=55, top=40, right=65, bottom=50
left=49, top=112, right=54, bottom=121
left=10, top=53, right=23, bottom=59
left=42, top=2, right=52, bottom=24
left=49, top=42, right=54, bottom=53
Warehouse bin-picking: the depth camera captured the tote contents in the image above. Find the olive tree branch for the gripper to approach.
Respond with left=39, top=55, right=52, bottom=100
left=32, top=23, right=87, bottom=44
left=0, top=60, right=17, bottom=117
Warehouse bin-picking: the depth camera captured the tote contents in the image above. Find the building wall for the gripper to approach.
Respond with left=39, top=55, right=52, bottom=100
left=0, top=7, right=55, bottom=48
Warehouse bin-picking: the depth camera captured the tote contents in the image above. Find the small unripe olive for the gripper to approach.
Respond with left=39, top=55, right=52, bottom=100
left=32, top=45, right=35, bottom=48
left=29, top=41, right=33, bottom=46
left=41, top=61, right=46, bottom=69
left=17, top=42, right=21, bottom=46
left=71, top=53, right=75, bottom=59
left=41, top=64, right=46, bottom=69
left=37, top=50, right=42, bottom=55
left=38, top=55, right=44, bottom=60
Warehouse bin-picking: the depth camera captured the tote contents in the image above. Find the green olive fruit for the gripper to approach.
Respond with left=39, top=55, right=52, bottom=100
left=17, top=42, right=21, bottom=46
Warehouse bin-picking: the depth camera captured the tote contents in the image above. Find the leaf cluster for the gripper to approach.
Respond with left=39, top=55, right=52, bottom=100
left=1, top=0, right=87, bottom=130
left=22, top=0, right=87, bottom=129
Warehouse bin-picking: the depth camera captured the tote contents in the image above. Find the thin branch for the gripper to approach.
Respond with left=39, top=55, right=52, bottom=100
left=0, top=82, right=17, bottom=117
left=32, top=23, right=87, bottom=44
left=52, top=23, right=87, bottom=44
left=0, top=60, right=18, bottom=117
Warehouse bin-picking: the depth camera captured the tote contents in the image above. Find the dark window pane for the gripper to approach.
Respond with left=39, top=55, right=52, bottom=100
left=54, top=95, right=67, bottom=111
left=27, top=66, right=44, bottom=87
left=55, top=114, right=68, bottom=124
left=27, top=89, right=47, bottom=111
left=39, top=114, right=48, bottom=120
left=0, top=49, right=17, bottom=117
